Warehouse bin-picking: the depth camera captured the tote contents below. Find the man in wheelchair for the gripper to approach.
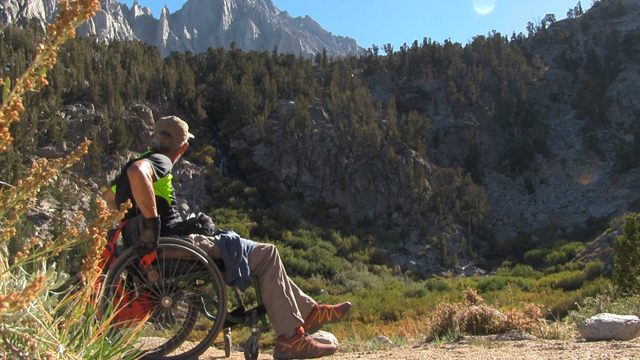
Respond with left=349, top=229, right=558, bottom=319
left=103, top=115, right=351, bottom=359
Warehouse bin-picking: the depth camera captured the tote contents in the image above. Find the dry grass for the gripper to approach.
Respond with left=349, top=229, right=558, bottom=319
left=427, top=288, right=550, bottom=341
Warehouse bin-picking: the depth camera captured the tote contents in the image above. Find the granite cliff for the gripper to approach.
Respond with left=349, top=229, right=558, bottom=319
left=0, top=0, right=362, bottom=57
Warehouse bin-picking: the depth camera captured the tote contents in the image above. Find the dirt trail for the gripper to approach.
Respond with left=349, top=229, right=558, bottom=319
left=199, top=337, right=640, bottom=360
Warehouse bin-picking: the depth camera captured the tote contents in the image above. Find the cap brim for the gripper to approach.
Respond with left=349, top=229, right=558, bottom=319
left=188, top=133, right=195, bottom=139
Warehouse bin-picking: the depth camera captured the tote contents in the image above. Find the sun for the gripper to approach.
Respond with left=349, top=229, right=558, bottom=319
left=473, top=0, right=497, bottom=15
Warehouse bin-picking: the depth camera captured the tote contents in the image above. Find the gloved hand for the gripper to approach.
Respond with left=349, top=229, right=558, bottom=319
left=133, top=216, right=160, bottom=256
left=197, top=212, right=216, bottom=236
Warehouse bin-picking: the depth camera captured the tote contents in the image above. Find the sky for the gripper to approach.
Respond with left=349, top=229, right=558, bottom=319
left=128, top=0, right=589, bottom=48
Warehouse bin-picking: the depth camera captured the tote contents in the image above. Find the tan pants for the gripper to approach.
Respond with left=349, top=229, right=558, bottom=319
left=185, top=234, right=316, bottom=336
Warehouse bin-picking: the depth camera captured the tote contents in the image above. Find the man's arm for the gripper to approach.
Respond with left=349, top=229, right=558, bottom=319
left=127, top=159, right=162, bottom=256
left=127, top=159, right=158, bottom=218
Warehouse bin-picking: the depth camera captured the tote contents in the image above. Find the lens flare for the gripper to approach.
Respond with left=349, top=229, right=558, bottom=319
left=473, top=0, right=497, bottom=15
left=574, top=150, right=600, bottom=186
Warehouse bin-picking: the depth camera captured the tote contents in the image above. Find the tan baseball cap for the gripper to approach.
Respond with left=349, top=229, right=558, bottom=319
left=154, top=115, right=195, bottom=145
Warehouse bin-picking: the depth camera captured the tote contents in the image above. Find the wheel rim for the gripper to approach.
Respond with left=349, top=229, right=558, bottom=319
left=102, top=239, right=227, bottom=360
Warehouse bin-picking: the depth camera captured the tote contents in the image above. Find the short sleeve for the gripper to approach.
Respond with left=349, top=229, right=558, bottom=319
left=145, top=153, right=173, bottom=180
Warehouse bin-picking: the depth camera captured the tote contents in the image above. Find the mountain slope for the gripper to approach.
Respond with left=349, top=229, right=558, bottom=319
left=0, top=0, right=362, bottom=57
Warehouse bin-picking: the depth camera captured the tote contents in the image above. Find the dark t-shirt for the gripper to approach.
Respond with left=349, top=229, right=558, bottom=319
left=110, top=151, right=182, bottom=232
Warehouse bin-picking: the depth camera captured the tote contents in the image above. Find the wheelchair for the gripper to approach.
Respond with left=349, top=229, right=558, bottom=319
left=98, top=234, right=268, bottom=360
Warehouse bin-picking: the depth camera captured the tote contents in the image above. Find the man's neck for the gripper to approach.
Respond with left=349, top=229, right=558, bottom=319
left=164, top=152, right=181, bottom=164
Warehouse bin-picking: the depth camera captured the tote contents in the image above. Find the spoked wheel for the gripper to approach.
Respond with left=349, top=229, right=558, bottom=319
left=243, top=336, right=259, bottom=360
left=101, top=238, right=227, bottom=360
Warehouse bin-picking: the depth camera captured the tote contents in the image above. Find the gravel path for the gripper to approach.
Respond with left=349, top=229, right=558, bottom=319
left=198, top=337, right=640, bottom=360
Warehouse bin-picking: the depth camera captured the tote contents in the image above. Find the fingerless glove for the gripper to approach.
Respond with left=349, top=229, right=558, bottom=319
left=133, top=216, right=160, bottom=256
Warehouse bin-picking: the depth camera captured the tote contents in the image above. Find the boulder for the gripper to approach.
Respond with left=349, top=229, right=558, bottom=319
left=132, top=104, right=154, bottom=128
left=462, top=265, right=487, bottom=277
left=579, top=313, right=640, bottom=341
left=588, top=202, right=624, bottom=219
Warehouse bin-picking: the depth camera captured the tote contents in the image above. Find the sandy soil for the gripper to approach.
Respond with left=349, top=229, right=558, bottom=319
left=198, top=336, right=640, bottom=360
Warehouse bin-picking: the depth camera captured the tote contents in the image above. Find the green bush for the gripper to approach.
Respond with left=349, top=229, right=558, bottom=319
left=507, top=264, right=542, bottom=278
left=613, top=215, right=640, bottom=294
left=539, top=270, right=586, bottom=291
left=585, top=260, right=604, bottom=280
left=424, top=278, right=454, bottom=293
left=524, top=241, right=585, bottom=268
left=477, top=275, right=538, bottom=293
left=524, top=248, right=551, bottom=266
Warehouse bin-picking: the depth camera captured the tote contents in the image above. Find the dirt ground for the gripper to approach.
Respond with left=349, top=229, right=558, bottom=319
left=199, top=336, right=640, bottom=360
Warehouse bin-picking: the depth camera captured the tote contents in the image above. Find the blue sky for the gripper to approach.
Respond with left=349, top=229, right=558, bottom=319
left=129, top=0, right=589, bottom=48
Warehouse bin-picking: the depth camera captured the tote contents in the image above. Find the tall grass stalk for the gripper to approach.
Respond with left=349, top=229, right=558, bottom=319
left=0, top=1, right=143, bottom=358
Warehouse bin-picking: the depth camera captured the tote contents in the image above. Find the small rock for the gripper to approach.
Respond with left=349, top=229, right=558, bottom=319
left=38, top=146, right=60, bottom=159
left=375, top=335, right=392, bottom=344
left=310, top=331, right=338, bottom=346
left=26, top=210, right=51, bottom=227
left=494, top=330, right=537, bottom=341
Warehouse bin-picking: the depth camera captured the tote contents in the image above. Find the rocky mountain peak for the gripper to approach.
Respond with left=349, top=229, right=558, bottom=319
left=0, top=0, right=362, bottom=57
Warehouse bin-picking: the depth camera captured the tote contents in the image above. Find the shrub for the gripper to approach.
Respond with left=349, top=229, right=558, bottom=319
left=524, top=248, right=551, bottom=266
left=428, top=301, right=465, bottom=340
left=424, top=278, right=453, bottom=292
left=508, top=264, right=541, bottom=278
left=524, top=241, right=585, bottom=268
left=191, top=144, right=217, bottom=165
left=613, top=215, right=640, bottom=294
left=503, top=303, right=546, bottom=333
left=585, top=260, right=604, bottom=280
left=477, top=275, right=538, bottom=293
left=331, top=261, right=383, bottom=293
left=539, top=270, right=587, bottom=291
left=427, top=288, right=546, bottom=340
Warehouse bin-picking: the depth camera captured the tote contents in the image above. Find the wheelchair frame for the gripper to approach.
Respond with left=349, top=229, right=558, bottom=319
left=99, top=235, right=268, bottom=360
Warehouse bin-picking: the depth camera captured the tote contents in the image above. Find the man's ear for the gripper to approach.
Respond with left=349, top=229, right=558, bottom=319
left=179, top=142, right=189, bottom=155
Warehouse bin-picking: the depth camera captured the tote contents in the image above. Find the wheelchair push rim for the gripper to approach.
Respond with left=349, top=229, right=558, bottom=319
left=100, top=238, right=227, bottom=360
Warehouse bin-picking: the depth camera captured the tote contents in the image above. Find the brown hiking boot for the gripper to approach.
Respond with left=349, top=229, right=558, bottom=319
left=273, top=326, right=338, bottom=359
left=302, top=302, right=352, bottom=334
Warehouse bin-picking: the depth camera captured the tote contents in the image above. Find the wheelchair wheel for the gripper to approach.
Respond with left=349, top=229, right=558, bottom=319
left=101, top=238, right=227, bottom=360
left=243, top=336, right=259, bottom=360
left=224, top=328, right=231, bottom=357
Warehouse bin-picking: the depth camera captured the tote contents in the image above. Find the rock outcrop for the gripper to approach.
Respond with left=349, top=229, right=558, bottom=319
left=233, top=101, right=433, bottom=225
left=0, top=0, right=362, bottom=58
left=580, top=313, right=640, bottom=341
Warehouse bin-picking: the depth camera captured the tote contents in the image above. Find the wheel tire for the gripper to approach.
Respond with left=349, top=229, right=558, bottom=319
left=101, top=238, right=227, bottom=360
left=243, top=336, right=259, bottom=360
